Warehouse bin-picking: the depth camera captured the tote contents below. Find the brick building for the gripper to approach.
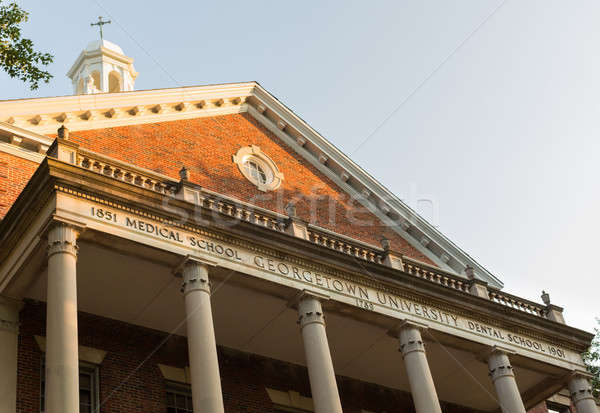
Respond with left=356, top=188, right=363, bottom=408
left=0, top=39, right=597, bottom=413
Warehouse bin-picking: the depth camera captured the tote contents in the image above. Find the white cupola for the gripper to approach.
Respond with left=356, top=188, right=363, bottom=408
left=66, top=39, right=138, bottom=95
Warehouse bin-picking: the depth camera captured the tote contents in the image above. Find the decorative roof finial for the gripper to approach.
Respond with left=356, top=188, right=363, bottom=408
left=464, top=266, right=475, bottom=280
left=380, top=236, right=391, bottom=251
left=285, top=202, right=297, bottom=218
left=57, top=125, right=69, bottom=140
left=179, top=166, right=190, bottom=181
left=90, top=16, right=111, bottom=41
left=541, top=290, right=551, bottom=305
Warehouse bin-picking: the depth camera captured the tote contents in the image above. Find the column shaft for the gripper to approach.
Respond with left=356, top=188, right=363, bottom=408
left=181, top=261, right=224, bottom=413
left=45, top=223, right=80, bottom=413
left=0, top=297, right=21, bottom=413
left=568, top=375, right=599, bottom=413
left=298, top=295, right=342, bottom=413
left=487, top=349, right=526, bottom=413
left=398, top=324, right=442, bottom=413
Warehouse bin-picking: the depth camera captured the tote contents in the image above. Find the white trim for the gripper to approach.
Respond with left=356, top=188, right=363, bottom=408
left=265, top=388, right=314, bottom=412
left=0, top=142, right=44, bottom=163
left=1, top=103, right=247, bottom=135
left=0, top=83, right=255, bottom=119
left=0, top=122, right=53, bottom=145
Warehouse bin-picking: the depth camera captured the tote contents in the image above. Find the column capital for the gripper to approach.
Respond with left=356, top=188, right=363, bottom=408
left=175, top=256, right=217, bottom=295
left=292, top=290, right=329, bottom=329
left=0, top=296, right=22, bottom=334
left=486, top=346, right=516, bottom=383
left=387, top=320, right=429, bottom=358
left=44, top=219, right=85, bottom=259
left=568, top=372, right=596, bottom=405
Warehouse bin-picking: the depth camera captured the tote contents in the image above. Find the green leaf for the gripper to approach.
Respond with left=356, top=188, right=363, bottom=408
left=0, top=1, right=53, bottom=90
left=583, top=318, right=600, bottom=398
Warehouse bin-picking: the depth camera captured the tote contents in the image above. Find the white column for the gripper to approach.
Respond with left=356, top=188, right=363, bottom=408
left=180, top=260, right=225, bottom=413
left=568, top=374, right=599, bottom=413
left=487, top=348, right=526, bottom=413
left=0, top=297, right=22, bottom=413
left=45, top=223, right=80, bottom=413
left=395, top=322, right=442, bottom=413
left=297, top=293, right=343, bottom=413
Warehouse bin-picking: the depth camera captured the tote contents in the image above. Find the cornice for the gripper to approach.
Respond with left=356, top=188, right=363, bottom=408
left=0, top=81, right=502, bottom=287
left=0, top=85, right=253, bottom=135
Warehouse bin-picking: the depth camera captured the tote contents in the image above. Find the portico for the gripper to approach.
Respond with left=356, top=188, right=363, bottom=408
left=0, top=136, right=596, bottom=413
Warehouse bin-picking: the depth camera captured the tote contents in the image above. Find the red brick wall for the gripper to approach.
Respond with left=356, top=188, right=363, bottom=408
left=0, top=152, right=39, bottom=219
left=18, top=301, right=494, bottom=413
left=62, top=114, right=432, bottom=263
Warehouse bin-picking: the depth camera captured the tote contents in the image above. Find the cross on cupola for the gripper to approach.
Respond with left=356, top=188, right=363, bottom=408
left=90, top=16, right=111, bottom=40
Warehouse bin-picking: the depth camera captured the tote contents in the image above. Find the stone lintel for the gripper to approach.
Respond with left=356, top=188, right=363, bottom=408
left=34, top=335, right=107, bottom=365
left=158, top=363, right=191, bottom=384
left=265, top=388, right=314, bottom=412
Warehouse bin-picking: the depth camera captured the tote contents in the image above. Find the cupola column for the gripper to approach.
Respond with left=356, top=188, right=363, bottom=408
left=44, top=222, right=81, bottom=413
left=296, top=292, right=343, bottom=413
left=487, top=347, right=526, bottom=413
left=392, top=322, right=443, bottom=413
left=568, top=374, right=599, bottom=413
left=178, top=258, right=225, bottom=413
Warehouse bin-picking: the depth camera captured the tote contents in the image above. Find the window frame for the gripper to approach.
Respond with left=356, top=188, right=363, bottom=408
left=166, top=381, right=194, bottom=413
left=244, top=158, right=268, bottom=185
left=40, top=360, right=100, bottom=413
left=546, top=401, right=571, bottom=413
left=232, top=145, right=284, bottom=192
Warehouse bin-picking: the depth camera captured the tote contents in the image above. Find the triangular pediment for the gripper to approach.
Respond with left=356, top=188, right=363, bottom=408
left=0, top=82, right=502, bottom=288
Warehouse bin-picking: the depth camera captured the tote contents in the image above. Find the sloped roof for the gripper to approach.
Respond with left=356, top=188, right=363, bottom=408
left=0, top=82, right=503, bottom=288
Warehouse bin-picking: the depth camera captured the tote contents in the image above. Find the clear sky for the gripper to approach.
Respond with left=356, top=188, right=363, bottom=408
left=2, top=0, right=599, bottom=333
